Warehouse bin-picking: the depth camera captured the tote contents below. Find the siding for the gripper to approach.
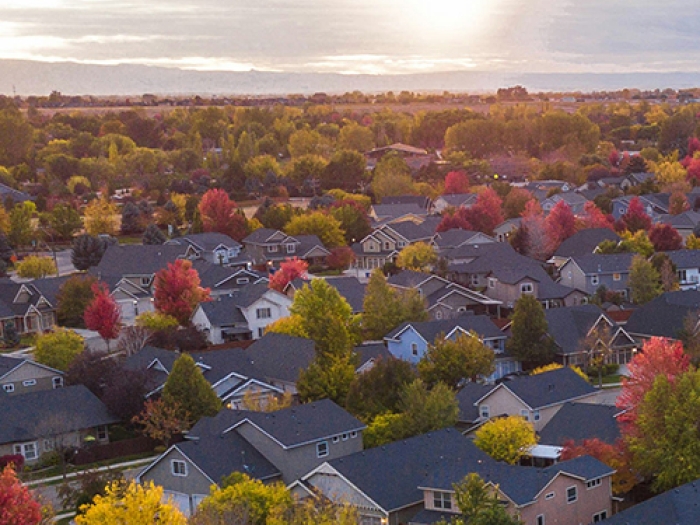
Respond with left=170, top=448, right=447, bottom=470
left=139, top=447, right=213, bottom=500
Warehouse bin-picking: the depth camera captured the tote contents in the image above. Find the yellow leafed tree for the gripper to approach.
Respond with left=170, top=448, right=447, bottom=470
left=84, top=197, right=119, bottom=236
left=474, top=415, right=538, bottom=465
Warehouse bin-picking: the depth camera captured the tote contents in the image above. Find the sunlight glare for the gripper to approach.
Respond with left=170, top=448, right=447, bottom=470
left=404, top=0, right=494, bottom=39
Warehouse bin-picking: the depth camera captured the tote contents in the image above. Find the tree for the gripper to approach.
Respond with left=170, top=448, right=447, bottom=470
left=84, top=197, right=118, bottom=236
left=0, top=107, right=33, bottom=167
left=65, top=351, right=115, bottom=399
left=398, top=380, right=459, bottom=438
left=463, top=188, right=504, bottom=236
left=34, top=328, right=84, bottom=372
left=0, top=465, right=43, bottom=525
left=329, top=201, right=371, bottom=244
left=362, top=269, right=427, bottom=340
left=100, top=366, right=151, bottom=421
left=345, top=358, right=416, bottom=421
left=648, top=223, right=683, bottom=251
left=153, top=259, right=211, bottom=325
left=338, top=122, right=374, bottom=152
left=297, top=354, right=357, bottom=406
left=57, top=468, right=123, bottom=516
left=544, top=200, right=576, bottom=251
left=371, top=154, right=415, bottom=200
left=8, top=201, right=34, bottom=248
left=322, top=149, right=366, bottom=191
left=132, top=398, right=188, bottom=447
left=162, top=353, right=221, bottom=425
left=518, top=200, right=552, bottom=261
left=116, top=325, right=151, bottom=357
left=560, top=439, right=636, bottom=495
left=444, top=171, right=470, bottom=194
left=16, top=255, right=57, bottom=279
left=326, top=246, right=355, bottom=270
left=71, top=234, right=107, bottom=271
left=284, top=211, right=346, bottom=249
left=451, top=473, right=522, bottom=525
left=136, top=311, right=179, bottom=331
left=120, top=202, right=143, bottom=235
left=580, top=201, right=614, bottom=230
left=268, top=257, right=308, bottom=292
left=628, top=255, right=662, bottom=304
left=142, top=223, right=166, bottom=245
left=619, top=196, right=652, bottom=233
left=83, top=282, right=121, bottom=351
left=669, top=191, right=690, bottom=215
left=502, top=187, right=535, bottom=219
left=418, top=332, right=495, bottom=389
left=396, top=242, right=437, bottom=272
left=198, top=189, right=248, bottom=241
left=506, top=294, right=555, bottom=368
left=56, top=275, right=96, bottom=328
left=48, top=203, right=82, bottom=241
left=3, top=320, right=19, bottom=347
left=474, top=416, right=538, bottom=465
left=76, top=480, right=186, bottom=525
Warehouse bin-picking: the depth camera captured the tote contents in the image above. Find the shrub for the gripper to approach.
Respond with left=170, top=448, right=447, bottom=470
left=0, top=454, right=24, bottom=471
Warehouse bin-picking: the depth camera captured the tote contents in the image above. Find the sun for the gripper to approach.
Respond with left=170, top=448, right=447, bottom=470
left=404, top=0, right=494, bottom=39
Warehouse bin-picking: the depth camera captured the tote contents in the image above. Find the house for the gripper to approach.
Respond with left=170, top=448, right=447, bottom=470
left=190, top=261, right=268, bottom=296
left=624, top=290, right=700, bottom=340
left=380, top=195, right=432, bottom=210
left=431, top=194, right=477, bottom=214
left=0, top=280, right=63, bottom=337
left=413, top=454, right=614, bottom=525
left=431, top=228, right=496, bottom=255
left=455, top=367, right=598, bottom=432
left=600, top=477, right=700, bottom=525
left=137, top=400, right=365, bottom=515
left=522, top=180, right=573, bottom=201
left=538, top=403, right=623, bottom=451
left=369, top=203, right=429, bottom=223
left=285, top=276, right=366, bottom=314
left=545, top=304, right=638, bottom=367
left=100, top=275, right=155, bottom=324
left=493, top=218, right=521, bottom=243
left=659, top=210, right=700, bottom=240
left=550, top=229, right=621, bottom=267
left=365, top=145, right=434, bottom=173
left=667, top=250, right=700, bottom=290
left=611, top=194, right=668, bottom=222
left=387, top=270, right=502, bottom=318
left=191, top=282, right=292, bottom=342
left=0, top=182, right=32, bottom=204
left=354, top=342, right=393, bottom=374
left=384, top=316, right=520, bottom=381
left=165, top=232, right=251, bottom=268
left=0, top=355, right=64, bottom=395
left=0, top=385, right=118, bottom=463
left=241, top=229, right=330, bottom=268
left=245, top=333, right=316, bottom=394
left=92, top=244, right=189, bottom=289
left=558, top=253, right=635, bottom=297
left=620, top=171, right=656, bottom=190
left=541, top=192, right=589, bottom=216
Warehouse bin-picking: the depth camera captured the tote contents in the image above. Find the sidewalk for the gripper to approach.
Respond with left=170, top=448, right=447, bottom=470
left=25, top=456, right=156, bottom=488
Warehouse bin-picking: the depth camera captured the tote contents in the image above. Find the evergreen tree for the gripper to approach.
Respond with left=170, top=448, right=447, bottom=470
left=506, top=294, right=555, bottom=368
left=142, top=224, right=166, bottom=245
left=121, top=201, right=143, bottom=235
left=0, top=233, right=13, bottom=266
left=162, top=354, right=221, bottom=426
left=56, top=275, right=97, bottom=328
left=71, top=234, right=107, bottom=271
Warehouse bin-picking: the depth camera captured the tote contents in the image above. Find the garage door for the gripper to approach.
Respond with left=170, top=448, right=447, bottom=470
left=163, top=491, right=191, bottom=517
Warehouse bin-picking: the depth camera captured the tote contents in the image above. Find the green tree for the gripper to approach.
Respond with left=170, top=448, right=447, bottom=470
left=142, top=224, right=166, bottom=245
left=162, top=353, right=222, bottom=425
left=474, top=416, right=538, bottom=464
left=445, top=119, right=503, bottom=158
left=338, top=123, right=375, bottom=152
left=506, top=294, right=555, bottom=368
left=297, top=354, right=357, bottom=407
left=371, top=154, right=415, bottom=200
left=284, top=211, right=346, bottom=248
left=16, top=255, right=57, bottom=279
left=629, top=255, right=662, bottom=304
left=34, top=328, right=85, bottom=371
left=362, top=269, right=428, bottom=340
left=0, top=108, right=33, bottom=166
left=450, top=473, right=522, bottom=525
left=71, top=234, right=107, bottom=271
left=418, top=332, right=495, bottom=389
left=287, top=154, right=328, bottom=186
left=48, top=203, right=82, bottom=241
left=8, top=201, right=34, bottom=248
left=322, top=149, right=366, bottom=191
left=56, top=275, right=97, bottom=328
left=395, top=242, right=438, bottom=272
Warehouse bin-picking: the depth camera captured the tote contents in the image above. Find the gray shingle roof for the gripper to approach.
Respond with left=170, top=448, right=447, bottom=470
left=538, top=402, right=622, bottom=446
left=171, top=232, right=241, bottom=251
left=433, top=228, right=488, bottom=250
left=198, top=296, right=248, bottom=326
left=0, top=355, right=27, bottom=378
left=545, top=304, right=607, bottom=356
left=554, top=229, right=620, bottom=258
left=625, top=290, right=700, bottom=338
left=0, top=385, right=118, bottom=445
left=295, top=234, right=330, bottom=254
left=660, top=210, right=700, bottom=230
left=323, top=277, right=366, bottom=312
left=387, top=270, right=433, bottom=288
left=456, top=382, right=496, bottom=422
left=383, top=221, right=434, bottom=243
left=242, top=228, right=285, bottom=245
left=494, top=368, right=597, bottom=409
left=246, top=333, right=315, bottom=384
left=371, top=203, right=428, bottom=220
left=94, top=244, right=188, bottom=276
left=666, top=249, right=700, bottom=270
left=385, top=316, right=505, bottom=343
left=600, top=477, right=700, bottom=525
left=354, top=343, right=392, bottom=369
left=568, top=253, right=635, bottom=275
left=436, top=193, right=477, bottom=208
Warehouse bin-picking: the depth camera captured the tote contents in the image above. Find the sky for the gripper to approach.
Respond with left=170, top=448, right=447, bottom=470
left=0, top=0, right=699, bottom=76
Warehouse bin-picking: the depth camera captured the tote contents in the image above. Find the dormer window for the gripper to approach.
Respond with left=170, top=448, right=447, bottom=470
left=286, top=244, right=296, bottom=254
left=520, top=283, right=533, bottom=294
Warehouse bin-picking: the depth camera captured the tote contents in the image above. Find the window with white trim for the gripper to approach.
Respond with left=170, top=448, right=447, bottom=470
left=97, top=426, right=108, bottom=441
left=342, top=433, right=348, bottom=441
left=586, top=477, right=602, bottom=489
left=480, top=405, right=490, bottom=419
left=332, top=436, right=340, bottom=443
left=520, top=409, right=529, bottom=421
left=141, top=277, right=150, bottom=287
left=545, top=492, right=555, bottom=500
left=13, top=442, right=38, bottom=461
left=433, top=491, right=452, bottom=510
left=592, top=511, right=608, bottom=523
left=488, top=278, right=496, bottom=288
left=257, top=327, right=265, bottom=338
left=591, top=275, right=599, bottom=286
left=286, top=244, right=296, bottom=254
left=267, top=245, right=278, bottom=253
left=52, top=376, right=63, bottom=388
left=533, top=409, right=540, bottom=422
left=613, top=273, right=621, bottom=281
left=317, top=441, right=329, bottom=458
left=236, top=277, right=250, bottom=285
left=256, top=308, right=272, bottom=319
left=171, top=460, right=187, bottom=476
left=566, top=486, right=577, bottom=503
left=435, top=311, right=443, bottom=320
left=520, top=282, right=533, bottom=294
left=44, top=439, right=54, bottom=452
left=536, top=515, right=545, bottom=525
left=351, top=431, right=358, bottom=438
left=411, top=342, right=419, bottom=356
left=22, top=379, right=36, bottom=387
left=2, top=383, right=14, bottom=393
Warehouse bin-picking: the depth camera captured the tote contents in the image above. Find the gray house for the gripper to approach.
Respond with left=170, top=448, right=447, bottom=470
left=558, top=253, right=635, bottom=297
left=137, top=400, right=365, bottom=516
left=625, top=290, right=700, bottom=341
left=0, top=355, right=64, bottom=395
left=166, top=232, right=251, bottom=268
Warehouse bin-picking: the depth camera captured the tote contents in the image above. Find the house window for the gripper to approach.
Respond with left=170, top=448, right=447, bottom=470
left=520, top=409, right=529, bottom=421
left=351, top=431, right=358, bottom=438
left=317, top=441, right=329, bottom=458
left=332, top=436, right=340, bottom=443
left=22, top=379, right=36, bottom=387
left=520, top=283, right=533, bottom=294
left=383, top=242, right=391, bottom=251
left=537, top=515, right=545, bottom=525
left=13, top=442, right=38, bottom=461
left=2, top=383, right=14, bottom=393
left=97, top=426, right=108, bottom=441
left=267, top=245, right=278, bottom=253
left=480, top=405, right=490, bottom=419
left=591, top=275, right=599, bottom=286
left=236, top=278, right=250, bottom=285
left=43, top=439, right=54, bottom=452
left=141, top=277, right=150, bottom=287
left=533, top=410, right=540, bottom=422
left=257, top=328, right=264, bottom=338
left=470, top=275, right=479, bottom=287
left=679, top=270, right=688, bottom=282
left=613, top=273, right=621, bottom=281
left=171, top=460, right=188, bottom=477
left=435, top=311, right=443, bottom=320
left=397, top=241, right=406, bottom=248
left=545, top=492, right=555, bottom=500
left=411, top=342, right=419, bottom=356
left=256, top=308, right=272, bottom=319
left=433, top=491, right=452, bottom=510
left=593, top=511, right=608, bottom=523
left=286, top=244, right=296, bottom=254
left=586, top=478, right=602, bottom=489
left=488, top=278, right=496, bottom=288
left=342, top=433, right=349, bottom=441
left=566, top=486, right=577, bottom=503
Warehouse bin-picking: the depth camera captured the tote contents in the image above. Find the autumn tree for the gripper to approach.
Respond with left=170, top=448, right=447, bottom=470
left=648, top=223, right=683, bottom=251
left=669, top=191, right=690, bottom=215
left=502, top=187, right=535, bottom=219
left=518, top=200, right=551, bottom=261
left=396, top=242, right=437, bottom=272
left=560, top=439, right=636, bottom=495
left=322, top=149, right=366, bottom=191
left=506, top=294, right=555, bottom=368
left=284, top=211, right=346, bottom=248
left=628, top=255, right=662, bottom=304
left=326, top=246, right=355, bottom=270
left=84, top=197, right=118, bottom=236
left=34, top=328, right=84, bottom=372
left=153, top=259, right=210, bottom=325
left=328, top=201, right=372, bottom=244
left=371, top=154, right=416, bottom=200
left=268, top=257, right=308, bottom=292
left=463, top=188, right=504, bottom=235
left=76, top=480, right=186, bottom=525
left=83, top=282, right=122, bottom=352
left=418, top=332, right=495, bottom=389
left=619, top=196, right=652, bottom=233
left=16, top=255, right=57, bottom=279
left=71, top=234, right=107, bottom=271
left=580, top=201, right=614, bottom=230
left=544, top=200, right=577, bottom=251
left=0, top=465, right=43, bottom=525
left=451, top=473, right=522, bottom=525
left=198, top=189, right=248, bottom=241
left=162, top=353, right=221, bottom=425
left=132, top=398, right=188, bottom=447
left=8, top=201, right=35, bottom=248
left=48, top=203, right=82, bottom=241
left=444, top=171, right=470, bottom=194
left=142, top=223, right=166, bottom=245
left=474, top=416, right=538, bottom=464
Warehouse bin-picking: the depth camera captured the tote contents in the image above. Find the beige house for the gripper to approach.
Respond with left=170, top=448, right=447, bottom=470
left=0, top=355, right=63, bottom=395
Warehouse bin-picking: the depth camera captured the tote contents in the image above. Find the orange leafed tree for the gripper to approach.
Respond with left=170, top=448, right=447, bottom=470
left=198, top=189, right=248, bottom=241
left=560, top=438, right=636, bottom=495
left=84, top=282, right=122, bottom=350
left=443, top=171, right=470, bottom=194
left=545, top=200, right=576, bottom=250
left=269, top=257, right=308, bottom=292
left=154, top=259, right=211, bottom=325
left=0, top=465, right=43, bottom=525
left=579, top=201, right=614, bottom=230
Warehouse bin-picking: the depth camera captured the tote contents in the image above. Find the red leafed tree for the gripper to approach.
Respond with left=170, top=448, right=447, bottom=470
left=560, top=439, right=636, bottom=495
left=619, top=196, right=652, bottom=233
left=608, top=150, right=620, bottom=168
left=545, top=200, right=577, bottom=250
left=198, top=189, right=248, bottom=241
left=443, top=171, right=470, bottom=194
left=688, top=137, right=700, bottom=158
left=669, top=191, right=690, bottom=215
left=648, top=223, right=683, bottom=251
left=519, top=200, right=552, bottom=261
left=580, top=201, right=614, bottom=230
left=0, top=465, right=43, bottom=525
left=686, top=157, right=700, bottom=185
left=326, top=246, right=355, bottom=271
left=154, top=259, right=211, bottom=325
left=463, top=188, right=503, bottom=235
left=502, top=187, right=535, bottom=219
left=84, top=282, right=122, bottom=351
left=436, top=210, right=472, bottom=233
left=616, top=337, right=690, bottom=435
left=268, top=257, right=309, bottom=292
